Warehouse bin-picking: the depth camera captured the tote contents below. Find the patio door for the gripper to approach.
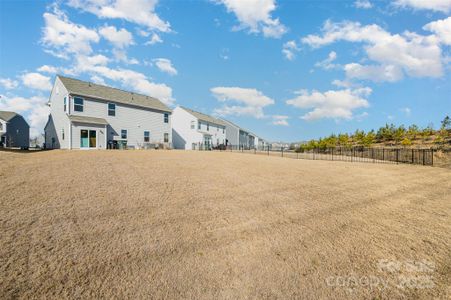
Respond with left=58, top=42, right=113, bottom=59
left=80, top=130, right=96, bottom=148
left=204, top=136, right=211, bottom=150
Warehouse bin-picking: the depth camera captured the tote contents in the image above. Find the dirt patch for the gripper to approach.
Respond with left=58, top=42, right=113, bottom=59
left=1, top=150, right=450, bottom=299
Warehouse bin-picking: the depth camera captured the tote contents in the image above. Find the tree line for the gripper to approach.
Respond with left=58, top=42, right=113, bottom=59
left=295, top=115, right=451, bottom=151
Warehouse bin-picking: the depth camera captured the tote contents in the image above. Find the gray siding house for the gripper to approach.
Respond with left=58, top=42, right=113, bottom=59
left=44, top=76, right=172, bottom=149
left=221, top=118, right=266, bottom=149
left=0, top=111, right=30, bottom=148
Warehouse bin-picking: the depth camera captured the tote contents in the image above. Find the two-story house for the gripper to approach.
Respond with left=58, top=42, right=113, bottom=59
left=0, top=111, right=30, bottom=149
left=172, top=106, right=226, bottom=150
left=44, top=75, right=172, bottom=149
left=220, top=118, right=265, bottom=150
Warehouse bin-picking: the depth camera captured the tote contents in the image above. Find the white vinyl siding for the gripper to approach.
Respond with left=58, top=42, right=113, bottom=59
left=70, top=96, right=171, bottom=147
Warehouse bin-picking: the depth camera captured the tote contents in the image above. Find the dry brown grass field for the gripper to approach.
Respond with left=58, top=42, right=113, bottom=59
left=1, top=150, right=450, bottom=299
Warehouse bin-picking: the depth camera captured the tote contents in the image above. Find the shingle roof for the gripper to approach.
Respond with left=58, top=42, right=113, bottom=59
left=69, top=115, right=109, bottom=125
left=221, top=118, right=265, bottom=141
left=58, top=75, right=172, bottom=113
left=0, top=111, right=18, bottom=122
left=181, top=107, right=227, bottom=126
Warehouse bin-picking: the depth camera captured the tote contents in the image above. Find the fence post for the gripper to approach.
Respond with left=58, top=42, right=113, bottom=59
left=431, top=149, right=434, bottom=166
left=281, top=147, right=284, bottom=157
left=268, top=146, right=269, bottom=156
left=351, top=148, right=353, bottom=162
left=411, top=149, right=414, bottom=164
left=382, top=148, right=385, bottom=161
left=396, top=149, right=399, bottom=164
left=332, top=148, right=334, bottom=161
left=422, top=149, right=425, bottom=165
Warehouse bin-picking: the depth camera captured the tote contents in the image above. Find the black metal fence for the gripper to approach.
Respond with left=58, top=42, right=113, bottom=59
left=216, top=146, right=435, bottom=166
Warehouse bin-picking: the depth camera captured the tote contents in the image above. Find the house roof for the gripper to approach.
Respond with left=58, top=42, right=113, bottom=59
left=0, top=111, right=18, bottom=122
left=221, top=118, right=266, bottom=141
left=181, top=107, right=227, bottom=126
left=58, top=75, right=172, bottom=113
left=69, top=115, right=109, bottom=125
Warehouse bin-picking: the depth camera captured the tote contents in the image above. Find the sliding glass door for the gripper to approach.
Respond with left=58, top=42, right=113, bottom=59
left=80, top=130, right=96, bottom=148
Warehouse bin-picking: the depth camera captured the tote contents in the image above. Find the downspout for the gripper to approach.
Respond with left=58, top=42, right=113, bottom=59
left=68, top=94, right=72, bottom=150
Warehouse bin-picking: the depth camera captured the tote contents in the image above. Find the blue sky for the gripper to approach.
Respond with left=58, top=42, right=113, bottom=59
left=0, top=0, right=450, bottom=140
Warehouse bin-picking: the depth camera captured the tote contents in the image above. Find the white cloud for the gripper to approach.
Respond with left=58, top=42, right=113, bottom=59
left=272, top=115, right=289, bottom=126
left=90, top=75, right=106, bottom=85
left=0, top=95, right=49, bottom=137
left=153, top=58, right=177, bottom=75
left=211, top=86, right=274, bottom=118
left=282, top=40, right=300, bottom=60
left=331, top=79, right=354, bottom=88
left=315, top=51, right=339, bottom=70
left=394, top=0, right=451, bottom=13
left=399, top=107, right=411, bottom=116
left=302, top=20, right=444, bottom=81
left=423, top=17, right=451, bottom=45
left=0, top=78, right=19, bottom=90
left=215, top=0, right=287, bottom=38
left=286, top=87, right=371, bottom=121
left=72, top=55, right=174, bottom=106
left=354, top=0, right=373, bottom=9
left=20, top=73, right=52, bottom=91
left=68, top=0, right=171, bottom=32
left=344, top=63, right=404, bottom=82
left=99, top=25, right=134, bottom=48
left=112, top=49, right=139, bottom=64
left=42, top=7, right=99, bottom=57
left=145, top=33, right=163, bottom=45
left=37, top=65, right=59, bottom=74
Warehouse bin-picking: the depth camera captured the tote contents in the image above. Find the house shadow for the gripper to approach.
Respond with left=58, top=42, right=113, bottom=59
left=172, top=128, right=186, bottom=149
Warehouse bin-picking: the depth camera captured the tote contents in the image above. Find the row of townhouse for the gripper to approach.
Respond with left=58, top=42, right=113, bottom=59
left=43, top=75, right=267, bottom=150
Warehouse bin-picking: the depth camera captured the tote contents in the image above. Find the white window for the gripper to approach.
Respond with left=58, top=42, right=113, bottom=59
left=191, top=121, right=195, bottom=129
left=0, top=122, right=3, bottom=131
left=144, top=131, right=150, bottom=142
left=164, top=113, right=169, bottom=123
left=74, top=97, right=84, bottom=112
left=207, top=123, right=209, bottom=131
left=63, top=97, right=67, bottom=112
left=164, top=133, right=169, bottom=143
left=62, top=128, right=65, bottom=140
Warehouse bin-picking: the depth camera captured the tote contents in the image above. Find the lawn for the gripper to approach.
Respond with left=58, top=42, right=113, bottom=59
left=1, top=150, right=450, bottom=299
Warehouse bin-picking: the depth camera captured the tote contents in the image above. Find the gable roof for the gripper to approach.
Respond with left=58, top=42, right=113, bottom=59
left=181, top=107, right=227, bottom=126
left=221, top=118, right=265, bottom=141
left=0, top=111, right=18, bottom=122
left=57, top=75, right=172, bottom=113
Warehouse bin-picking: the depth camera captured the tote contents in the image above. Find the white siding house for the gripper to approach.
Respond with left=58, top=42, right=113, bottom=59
left=172, top=107, right=226, bottom=150
left=0, top=111, right=30, bottom=148
left=44, top=76, right=172, bottom=150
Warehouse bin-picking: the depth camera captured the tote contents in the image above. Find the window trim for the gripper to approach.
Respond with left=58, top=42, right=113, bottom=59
left=108, top=103, right=116, bottom=116
left=74, top=97, right=84, bottom=112
left=164, top=113, right=169, bottom=123
left=144, top=131, right=150, bottom=142
left=63, top=97, right=67, bottom=112
left=207, top=123, right=209, bottom=131
left=164, top=132, right=169, bottom=143
left=198, top=121, right=201, bottom=130
left=121, top=129, right=127, bottom=139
